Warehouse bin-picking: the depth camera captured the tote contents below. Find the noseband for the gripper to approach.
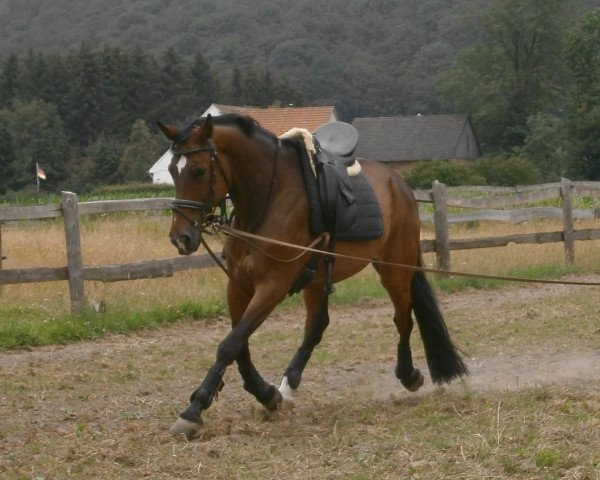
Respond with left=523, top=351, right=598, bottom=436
left=170, top=140, right=230, bottom=233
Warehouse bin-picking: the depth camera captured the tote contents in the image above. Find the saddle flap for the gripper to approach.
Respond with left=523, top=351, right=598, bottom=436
left=313, top=121, right=359, bottom=158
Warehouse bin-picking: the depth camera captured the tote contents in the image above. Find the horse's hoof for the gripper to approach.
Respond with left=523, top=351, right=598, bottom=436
left=169, top=417, right=203, bottom=439
left=404, top=369, right=425, bottom=392
left=264, top=387, right=283, bottom=412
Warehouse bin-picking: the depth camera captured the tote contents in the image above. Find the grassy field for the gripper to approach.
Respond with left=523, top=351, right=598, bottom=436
left=1, top=213, right=599, bottom=349
left=1, top=213, right=599, bottom=478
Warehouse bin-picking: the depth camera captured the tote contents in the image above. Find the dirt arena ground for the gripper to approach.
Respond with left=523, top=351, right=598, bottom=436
left=1, top=276, right=599, bottom=479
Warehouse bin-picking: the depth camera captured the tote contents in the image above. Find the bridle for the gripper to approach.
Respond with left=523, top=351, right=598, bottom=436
left=170, top=136, right=281, bottom=234
left=169, top=139, right=231, bottom=234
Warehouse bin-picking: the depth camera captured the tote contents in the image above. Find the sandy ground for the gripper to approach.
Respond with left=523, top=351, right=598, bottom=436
left=1, top=276, right=598, bottom=398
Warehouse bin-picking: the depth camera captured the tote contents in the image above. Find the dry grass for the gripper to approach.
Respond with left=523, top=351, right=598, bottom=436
left=421, top=218, right=600, bottom=275
left=1, top=214, right=599, bottom=316
left=0, top=213, right=228, bottom=315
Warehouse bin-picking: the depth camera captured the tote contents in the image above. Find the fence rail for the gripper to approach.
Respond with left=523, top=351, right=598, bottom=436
left=1, top=178, right=599, bottom=313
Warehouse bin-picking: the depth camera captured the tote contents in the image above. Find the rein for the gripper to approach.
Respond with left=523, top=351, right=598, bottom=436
left=214, top=223, right=600, bottom=288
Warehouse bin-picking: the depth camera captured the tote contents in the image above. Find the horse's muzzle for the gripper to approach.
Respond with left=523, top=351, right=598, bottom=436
left=170, top=232, right=200, bottom=255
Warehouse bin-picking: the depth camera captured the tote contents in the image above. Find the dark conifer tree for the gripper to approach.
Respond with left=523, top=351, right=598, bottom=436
left=0, top=54, right=20, bottom=109
left=0, top=118, right=16, bottom=194
left=19, top=50, right=48, bottom=103
left=64, top=44, right=104, bottom=146
left=155, top=48, right=194, bottom=122
left=190, top=53, right=216, bottom=112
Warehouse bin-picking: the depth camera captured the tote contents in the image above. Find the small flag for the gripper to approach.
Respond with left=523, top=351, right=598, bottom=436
left=37, top=165, right=46, bottom=180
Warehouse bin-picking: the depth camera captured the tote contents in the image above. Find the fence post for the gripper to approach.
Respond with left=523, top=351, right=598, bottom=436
left=61, top=191, right=85, bottom=314
left=432, top=180, right=451, bottom=271
left=561, top=178, right=575, bottom=264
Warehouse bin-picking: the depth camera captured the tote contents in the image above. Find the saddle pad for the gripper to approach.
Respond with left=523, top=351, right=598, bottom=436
left=299, top=146, right=383, bottom=242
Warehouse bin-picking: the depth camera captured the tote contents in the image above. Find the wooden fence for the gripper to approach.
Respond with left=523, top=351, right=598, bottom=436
left=414, top=178, right=600, bottom=270
left=1, top=179, right=599, bottom=313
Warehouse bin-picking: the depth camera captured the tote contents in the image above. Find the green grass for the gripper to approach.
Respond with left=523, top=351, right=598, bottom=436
left=1, top=258, right=596, bottom=351
left=433, top=261, right=589, bottom=293
left=0, top=298, right=227, bottom=350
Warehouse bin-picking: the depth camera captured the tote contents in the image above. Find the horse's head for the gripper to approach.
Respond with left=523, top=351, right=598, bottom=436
left=157, top=115, right=230, bottom=255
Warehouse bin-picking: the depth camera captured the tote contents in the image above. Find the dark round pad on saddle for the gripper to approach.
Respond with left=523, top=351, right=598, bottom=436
left=313, top=121, right=359, bottom=157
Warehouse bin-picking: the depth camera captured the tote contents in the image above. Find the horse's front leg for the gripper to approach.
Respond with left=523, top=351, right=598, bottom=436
left=236, top=341, right=282, bottom=410
left=169, top=287, right=284, bottom=439
left=230, top=282, right=282, bottom=411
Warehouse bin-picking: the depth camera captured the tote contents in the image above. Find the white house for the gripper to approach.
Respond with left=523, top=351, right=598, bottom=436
left=149, top=103, right=337, bottom=184
left=148, top=149, right=174, bottom=185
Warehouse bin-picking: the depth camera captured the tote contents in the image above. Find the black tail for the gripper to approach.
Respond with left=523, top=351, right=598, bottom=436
left=411, top=266, right=469, bottom=384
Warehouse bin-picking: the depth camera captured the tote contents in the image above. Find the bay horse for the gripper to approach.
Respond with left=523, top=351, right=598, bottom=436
left=158, top=113, right=468, bottom=439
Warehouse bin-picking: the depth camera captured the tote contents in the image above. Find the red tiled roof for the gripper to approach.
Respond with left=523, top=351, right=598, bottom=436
left=211, top=104, right=337, bottom=136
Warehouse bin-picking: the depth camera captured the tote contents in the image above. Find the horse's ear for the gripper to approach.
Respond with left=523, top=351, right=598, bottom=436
left=201, top=114, right=214, bottom=138
left=157, top=121, right=178, bottom=141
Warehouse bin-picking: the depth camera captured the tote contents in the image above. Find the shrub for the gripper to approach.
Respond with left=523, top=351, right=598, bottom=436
left=404, top=156, right=541, bottom=189
left=404, top=159, right=485, bottom=189
left=473, top=156, right=541, bottom=186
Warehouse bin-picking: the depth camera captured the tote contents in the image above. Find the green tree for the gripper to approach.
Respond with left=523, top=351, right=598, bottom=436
left=239, top=66, right=273, bottom=107
left=121, top=48, right=161, bottom=133
left=520, top=113, right=570, bottom=181
left=87, top=136, right=125, bottom=185
left=117, top=119, right=160, bottom=182
left=190, top=53, right=217, bottom=111
left=19, top=50, right=48, bottom=103
left=0, top=54, right=20, bottom=109
left=437, top=0, right=571, bottom=153
left=0, top=100, right=69, bottom=191
left=154, top=48, right=194, bottom=122
left=64, top=44, right=104, bottom=146
left=40, top=53, right=70, bottom=118
left=96, top=46, right=130, bottom=138
left=0, top=117, right=16, bottom=194
left=563, top=8, right=600, bottom=179
left=230, top=66, right=243, bottom=105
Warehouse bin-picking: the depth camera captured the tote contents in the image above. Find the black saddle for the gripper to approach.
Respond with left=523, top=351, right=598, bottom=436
left=312, top=121, right=359, bottom=163
left=290, top=121, right=383, bottom=295
left=289, top=122, right=383, bottom=295
left=298, top=121, right=383, bottom=243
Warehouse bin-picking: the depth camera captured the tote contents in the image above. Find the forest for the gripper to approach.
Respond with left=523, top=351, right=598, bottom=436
left=0, top=0, right=599, bottom=195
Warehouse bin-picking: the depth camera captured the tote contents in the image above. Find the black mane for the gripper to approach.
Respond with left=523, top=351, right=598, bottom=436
left=176, top=113, right=276, bottom=144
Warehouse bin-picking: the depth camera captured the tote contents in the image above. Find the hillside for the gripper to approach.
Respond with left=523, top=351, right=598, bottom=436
left=0, top=0, right=489, bottom=119
left=2, top=0, right=599, bottom=119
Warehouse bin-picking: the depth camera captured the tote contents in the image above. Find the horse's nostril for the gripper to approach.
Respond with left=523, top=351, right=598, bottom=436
left=171, top=234, right=191, bottom=251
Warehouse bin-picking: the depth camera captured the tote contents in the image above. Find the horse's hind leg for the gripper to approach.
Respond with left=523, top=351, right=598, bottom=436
left=376, top=267, right=425, bottom=392
left=236, top=342, right=282, bottom=411
left=279, top=285, right=329, bottom=405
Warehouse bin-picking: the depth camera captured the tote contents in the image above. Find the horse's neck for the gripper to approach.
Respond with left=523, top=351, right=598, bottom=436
left=229, top=140, right=304, bottom=233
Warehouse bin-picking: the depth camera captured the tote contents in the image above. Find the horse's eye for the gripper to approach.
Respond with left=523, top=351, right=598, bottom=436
left=193, top=168, right=207, bottom=179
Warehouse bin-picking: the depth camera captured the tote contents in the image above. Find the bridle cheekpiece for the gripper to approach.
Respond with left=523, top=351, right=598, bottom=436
left=170, top=139, right=229, bottom=234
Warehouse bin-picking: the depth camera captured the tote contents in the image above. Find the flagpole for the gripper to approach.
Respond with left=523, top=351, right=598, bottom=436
left=36, top=163, right=40, bottom=197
